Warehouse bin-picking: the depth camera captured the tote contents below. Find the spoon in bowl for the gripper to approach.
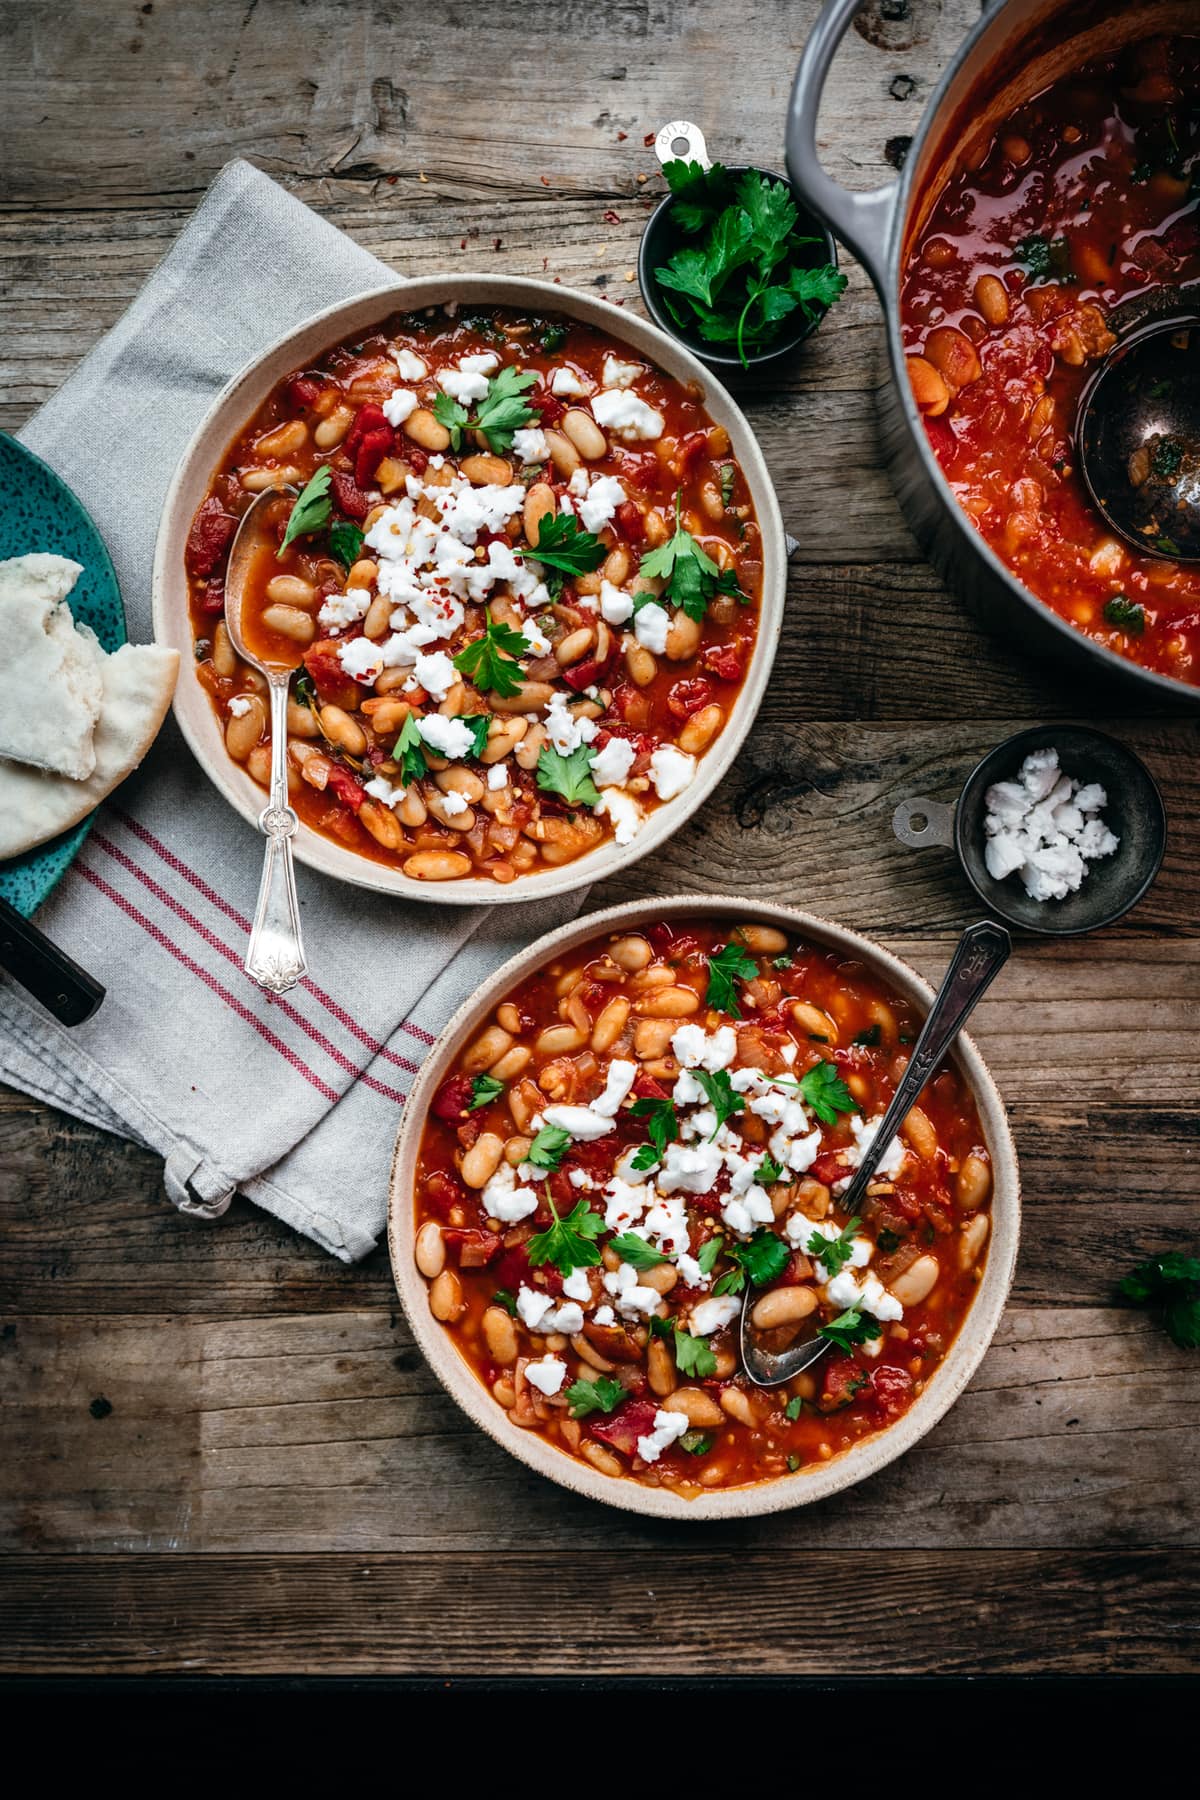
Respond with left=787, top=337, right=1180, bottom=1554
left=739, top=918, right=1011, bottom=1388
left=1077, top=307, right=1200, bottom=564
left=224, top=488, right=309, bottom=995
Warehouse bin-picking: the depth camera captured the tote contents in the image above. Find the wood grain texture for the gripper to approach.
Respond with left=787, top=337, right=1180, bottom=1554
left=1, top=0, right=1197, bottom=1678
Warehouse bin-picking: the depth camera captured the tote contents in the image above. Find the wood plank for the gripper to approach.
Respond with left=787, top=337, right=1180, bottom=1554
left=0, top=1549, right=1194, bottom=1675
left=2, top=1306, right=1195, bottom=1554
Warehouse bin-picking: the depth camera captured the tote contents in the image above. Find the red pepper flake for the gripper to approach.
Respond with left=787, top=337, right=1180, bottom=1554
left=643, top=131, right=655, bottom=147
left=617, top=130, right=628, bottom=142
left=386, top=174, right=398, bottom=185
left=603, top=208, right=622, bottom=225
left=493, top=237, right=502, bottom=251
left=540, top=174, right=550, bottom=186
left=460, top=238, right=467, bottom=250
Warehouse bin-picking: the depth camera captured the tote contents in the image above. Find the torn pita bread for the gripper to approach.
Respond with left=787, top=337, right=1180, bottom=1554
left=0, top=641, right=179, bottom=859
left=0, top=553, right=105, bottom=779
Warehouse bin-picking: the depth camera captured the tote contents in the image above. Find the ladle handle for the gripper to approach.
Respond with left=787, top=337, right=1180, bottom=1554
left=244, top=675, right=308, bottom=996
left=839, top=920, right=1010, bottom=1205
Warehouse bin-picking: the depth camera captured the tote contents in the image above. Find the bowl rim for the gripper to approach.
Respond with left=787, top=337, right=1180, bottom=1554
left=386, top=892, right=1022, bottom=1521
left=151, top=273, right=787, bottom=906
left=638, top=165, right=841, bottom=369
left=952, top=723, right=1168, bottom=937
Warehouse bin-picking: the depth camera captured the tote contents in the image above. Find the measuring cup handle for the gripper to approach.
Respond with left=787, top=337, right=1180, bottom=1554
left=892, top=796, right=956, bottom=850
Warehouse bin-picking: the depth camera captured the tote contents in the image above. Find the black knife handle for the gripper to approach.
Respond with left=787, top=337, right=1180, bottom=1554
left=0, top=894, right=105, bottom=1026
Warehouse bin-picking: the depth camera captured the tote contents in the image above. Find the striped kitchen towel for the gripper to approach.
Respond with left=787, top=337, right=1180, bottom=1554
left=0, top=160, right=583, bottom=1260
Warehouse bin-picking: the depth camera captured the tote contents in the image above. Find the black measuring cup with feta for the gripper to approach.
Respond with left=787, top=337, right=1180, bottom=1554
left=892, top=726, right=1167, bottom=936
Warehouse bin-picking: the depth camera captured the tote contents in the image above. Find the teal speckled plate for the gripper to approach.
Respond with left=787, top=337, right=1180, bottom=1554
left=0, top=435, right=127, bottom=918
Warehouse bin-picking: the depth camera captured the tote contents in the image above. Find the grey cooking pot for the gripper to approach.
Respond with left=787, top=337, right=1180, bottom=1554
left=785, top=0, right=1200, bottom=710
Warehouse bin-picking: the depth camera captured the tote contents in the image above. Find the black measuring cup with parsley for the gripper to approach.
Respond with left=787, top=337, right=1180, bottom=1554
left=639, top=120, right=846, bottom=372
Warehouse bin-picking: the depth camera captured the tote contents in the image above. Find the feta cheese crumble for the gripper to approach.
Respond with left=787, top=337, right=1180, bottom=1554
left=637, top=1408, right=689, bottom=1464
left=228, top=696, right=253, bottom=717
left=983, top=746, right=1120, bottom=902
left=524, top=1355, right=568, bottom=1397
left=591, top=389, right=665, bottom=441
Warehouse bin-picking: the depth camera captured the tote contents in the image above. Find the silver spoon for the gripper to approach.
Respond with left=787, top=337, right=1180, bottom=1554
left=224, top=488, right=308, bottom=996
left=739, top=918, right=1011, bottom=1388
left=1077, top=306, right=1200, bottom=563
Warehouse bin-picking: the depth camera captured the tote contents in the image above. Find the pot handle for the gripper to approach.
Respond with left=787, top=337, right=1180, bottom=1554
left=785, top=0, right=898, bottom=295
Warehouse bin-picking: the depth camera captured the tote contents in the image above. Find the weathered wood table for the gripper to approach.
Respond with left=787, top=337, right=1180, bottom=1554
left=2, top=0, right=1196, bottom=1681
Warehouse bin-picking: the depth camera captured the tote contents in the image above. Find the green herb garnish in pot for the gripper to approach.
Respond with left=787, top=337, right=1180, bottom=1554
left=653, top=160, right=847, bottom=368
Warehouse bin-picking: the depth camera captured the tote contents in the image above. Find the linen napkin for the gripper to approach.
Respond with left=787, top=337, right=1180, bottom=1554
left=0, top=159, right=584, bottom=1261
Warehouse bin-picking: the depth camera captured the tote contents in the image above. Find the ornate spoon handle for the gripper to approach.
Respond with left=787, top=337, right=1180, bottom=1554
left=244, top=674, right=307, bottom=995
left=839, top=919, right=1010, bottom=1208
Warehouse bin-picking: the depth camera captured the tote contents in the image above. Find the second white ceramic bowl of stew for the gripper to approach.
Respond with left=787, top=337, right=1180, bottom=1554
left=387, top=895, right=1020, bottom=1520
left=152, top=276, right=787, bottom=903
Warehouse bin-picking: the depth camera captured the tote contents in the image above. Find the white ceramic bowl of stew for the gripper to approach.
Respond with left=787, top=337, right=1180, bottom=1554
left=387, top=894, right=1020, bottom=1520
left=152, top=276, right=787, bottom=903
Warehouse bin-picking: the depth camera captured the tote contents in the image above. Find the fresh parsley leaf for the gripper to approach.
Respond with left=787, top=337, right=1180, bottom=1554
left=540, top=322, right=568, bottom=353
left=654, top=164, right=844, bottom=367
left=566, top=1374, right=626, bottom=1417
left=1103, top=595, right=1145, bottom=636
left=278, top=464, right=333, bottom=555
left=772, top=952, right=793, bottom=970
left=795, top=1059, right=858, bottom=1125
left=719, top=462, right=736, bottom=508
left=696, top=1236, right=723, bottom=1275
left=609, top=1232, right=670, bottom=1270
left=756, top=1154, right=785, bottom=1186
left=493, top=1288, right=518, bottom=1316
left=473, top=364, right=540, bottom=454
left=713, top=1268, right=744, bottom=1296
left=819, top=1306, right=883, bottom=1353
left=527, top=1190, right=605, bottom=1276
left=807, top=1217, right=862, bottom=1279
left=679, top=1429, right=713, bottom=1455
left=638, top=492, right=747, bottom=622
left=732, top=1228, right=789, bottom=1288
left=536, top=743, right=600, bottom=808
left=527, top=1123, right=572, bottom=1172
left=328, top=519, right=365, bottom=569
left=784, top=1395, right=804, bottom=1421
left=459, top=713, right=492, bottom=758
left=431, top=390, right=470, bottom=450
left=694, top=1068, right=745, bottom=1137
left=1119, top=1252, right=1200, bottom=1349
left=1015, top=233, right=1071, bottom=282
left=525, top=509, right=607, bottom=585
left=1151, top=437, right=1184, bottom=479
left=469, top=1074, right=505, bottom=1111
left=852, top=1024, right=882, bottom=1047
left=452, top=611, right=528, bottom=699
left=293, top=672, right=316, bottom=707
left=877, top=1227, right=904, bottom=1253
left=787, top=1453, right=802, bottom=1471
left=673, top=1325, right=718, bottom=1379
left=393, top=713, right=430, bottom=784
left=704, top=939, right=759, bottom=1017
left=629, top=1096, right=678, bottom=1169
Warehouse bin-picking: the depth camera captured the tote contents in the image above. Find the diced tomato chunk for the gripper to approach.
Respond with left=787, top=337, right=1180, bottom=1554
left=326, top=763, right=366, bottom=813
left=536, top=390, right=565, bottom=426
left=702, top=641, right=745, bottom=682
left=492, top=1245, right=532, bottom=1291
left=287, top=375, right=321, bottom=408
left=868, top=1363, right=914, bottom=1422
left=632, top=1072, right=669, bottom=1101
left=328, top=470, right=370, bottom=521
left=421, top=1169, right=466, bottom=1220
left=561, top=651, right=615, bottom=692
left=589, top=1397, right=659, bottom=1458
left=442, top=1227, right=502, bottom=1268
left=679, top=430, right=709, bottom=473
left=431, top=1074, right=474, bottom=1122
left=820, top=1354, right=869, bottom=1411
left=666, top=677, right=713, bottom=719
left=185, top=496, right=238, bottom=578
left=355, top=425, right=394, bottom=489
left=198, top=579, right=226, bottom=616
left=303, top=642, right=363, bottom=710
left=809, top=1151, right=849, bottom=1186
left=613, top=499, right=645, bottom=544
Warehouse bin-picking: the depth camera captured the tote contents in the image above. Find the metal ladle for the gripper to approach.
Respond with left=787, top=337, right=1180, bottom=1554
left=739, top=919, right=1011, bottom=1387
left=224, top=489, right=309, bottom=995
left=1077, top=308, right=1200, bottom=563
